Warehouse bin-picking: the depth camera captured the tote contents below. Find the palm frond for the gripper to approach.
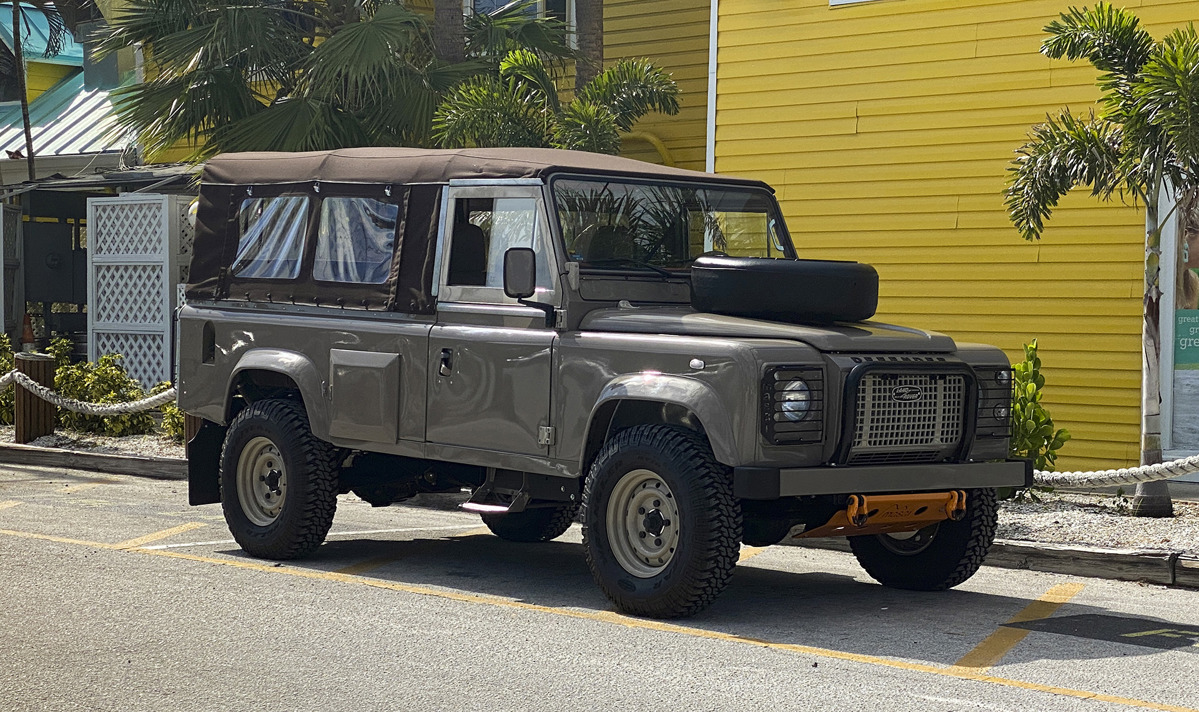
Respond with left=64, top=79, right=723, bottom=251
left=578, top=58, right=679, bottom=132
left=94, top=0, right=205, bottom=58
left=552, top=99, right=620, bottom=154
left=1137, top=24, right=1199, bottom=182
left=1042, top=2, right=1154, bottom=80
left=433, top=74, right=550, bottom=148
left=1005, top=109, right=1127, bottom=241
left=500, top=48, right=559, bottom=113
left=301, top=4, right=430, bottom=106
left=210, top=97, right=370, bottom=154
left=109, top=68, right=262, bottom=158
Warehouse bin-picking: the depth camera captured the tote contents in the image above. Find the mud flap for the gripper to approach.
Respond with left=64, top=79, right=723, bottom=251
left=187, top=419, right=226, bottom=506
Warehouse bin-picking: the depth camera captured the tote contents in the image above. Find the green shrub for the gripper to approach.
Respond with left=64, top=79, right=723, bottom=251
left=0, top=335, right=13, bottom=425
left=54, top=353, right=156, bottom=436
left=1011, top=339, right=1071, bottom=471
left=156, top=381, right=186, bottom=443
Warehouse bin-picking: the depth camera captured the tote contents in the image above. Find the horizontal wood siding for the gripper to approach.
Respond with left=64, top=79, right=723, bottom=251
left=606, top=0, right=708, bottom=170
left=25, top=63, right=72, bottom=102
left=716, top=0, right=1199, bottom=471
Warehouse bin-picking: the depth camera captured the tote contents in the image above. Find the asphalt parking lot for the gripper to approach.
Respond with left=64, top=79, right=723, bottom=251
left=2, top=464, right=1198, bottom=712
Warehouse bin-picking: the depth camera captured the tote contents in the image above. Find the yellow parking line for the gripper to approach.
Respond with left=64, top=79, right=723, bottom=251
left=952, top=583, right=1086, bottom=672
left=0, top=526, right=1191, bottom=712
left=114, top=522, right=208, bottom=550
left=0, top=528, right=114, bottom=549
left=453, top=525, right=493, bottom=537
left=0, top=500, right=22, bottom=511
left=333, top=554, right=406, bottom=576
left=63, top=480, right=117, bottom=494
left=738, top=546, right=766, bottom=563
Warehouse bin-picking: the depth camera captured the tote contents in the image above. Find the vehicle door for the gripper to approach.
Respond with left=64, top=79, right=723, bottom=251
left=426, top=184, right=559, bottom=456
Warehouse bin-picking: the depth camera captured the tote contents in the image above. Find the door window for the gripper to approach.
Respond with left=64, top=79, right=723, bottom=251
left=443, top=192, right=555, bottom=302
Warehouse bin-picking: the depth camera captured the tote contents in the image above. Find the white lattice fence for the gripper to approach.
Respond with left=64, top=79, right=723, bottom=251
left=87, top=195, right=190, bottom=388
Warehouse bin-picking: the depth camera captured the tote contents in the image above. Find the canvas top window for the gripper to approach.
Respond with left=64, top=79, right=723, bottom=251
left=232, top=196, right=309, bottom=280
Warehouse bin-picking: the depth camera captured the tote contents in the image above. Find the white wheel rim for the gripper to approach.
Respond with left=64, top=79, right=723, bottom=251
left=237, top=436, right=287, bottom=527
left=605, top=469, right=681, bottom=578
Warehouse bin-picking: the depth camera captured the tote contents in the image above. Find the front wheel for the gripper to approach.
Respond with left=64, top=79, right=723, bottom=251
left=220, top=399, right=340, bottom=560
left=848, top=488, right=998, bottom=591
left=582, top=425, right=742, bottom=619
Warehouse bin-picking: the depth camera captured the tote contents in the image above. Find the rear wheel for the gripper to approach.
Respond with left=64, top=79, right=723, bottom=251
left=848, top=488, right=998, bottom=590
left=582, top=425, right=742, bottom=619
left=220, top=399, right=340, bottom=560
left=481, top=504, right=577, bottom=542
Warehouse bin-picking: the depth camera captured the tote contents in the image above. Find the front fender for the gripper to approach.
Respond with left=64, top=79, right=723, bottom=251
left=228, top=349, right=329, bottom=437
left=586, top=373, right=739, bottom=467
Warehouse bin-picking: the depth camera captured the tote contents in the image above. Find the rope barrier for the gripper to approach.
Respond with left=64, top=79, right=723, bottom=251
left=0, top=368, right=1193, bottom=487
left=1, top=368, right=177, bottom=417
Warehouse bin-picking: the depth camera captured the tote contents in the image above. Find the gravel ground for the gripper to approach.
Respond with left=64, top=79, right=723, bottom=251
left=2, top=426, right=1197, bottom=553
left=998, top=490, right=1199, bottom=553
left=0, top=425, right=184, bottom=459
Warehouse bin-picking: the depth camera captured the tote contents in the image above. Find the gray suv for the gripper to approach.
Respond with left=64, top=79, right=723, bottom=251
left=179, top=148, right=1027, bottom=618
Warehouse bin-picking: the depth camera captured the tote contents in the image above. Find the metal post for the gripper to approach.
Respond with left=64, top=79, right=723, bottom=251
left=14, top=352, right=55, bottom=443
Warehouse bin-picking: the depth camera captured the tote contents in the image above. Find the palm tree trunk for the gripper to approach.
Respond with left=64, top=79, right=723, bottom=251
left=12, top=2, right=34, bottom=181
left=1133, top=200, right=1174, bottom=517
left=433, top=0, right=465, bottom=64
left=574, top=0, right=602, bottom=92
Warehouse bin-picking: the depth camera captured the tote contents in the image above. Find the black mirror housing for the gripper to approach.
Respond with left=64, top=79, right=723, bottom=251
left=503, top=247, right=537, bottom=299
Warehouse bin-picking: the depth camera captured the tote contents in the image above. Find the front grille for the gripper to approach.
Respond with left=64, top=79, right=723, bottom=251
left=846, top=373, right=966, bottom=465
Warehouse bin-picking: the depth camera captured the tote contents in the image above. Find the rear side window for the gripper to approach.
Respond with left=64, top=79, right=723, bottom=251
left=314, top=197, right=398, bottom=284
left=233, top=196, right=309, bottom=279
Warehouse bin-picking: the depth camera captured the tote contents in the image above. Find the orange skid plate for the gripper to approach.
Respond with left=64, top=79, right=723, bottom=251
left=794, top=491, right=967, bottom=539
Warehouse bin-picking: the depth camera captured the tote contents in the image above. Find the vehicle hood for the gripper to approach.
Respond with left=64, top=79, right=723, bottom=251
left=579, top=307, right=956, bottom=353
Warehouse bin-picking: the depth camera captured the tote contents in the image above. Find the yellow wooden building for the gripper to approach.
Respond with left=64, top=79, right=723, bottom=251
left=602, top=0, right=1199, bottom=472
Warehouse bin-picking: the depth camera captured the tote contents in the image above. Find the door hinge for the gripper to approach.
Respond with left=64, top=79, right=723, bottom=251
left=538, top=426, right=556, bottom=447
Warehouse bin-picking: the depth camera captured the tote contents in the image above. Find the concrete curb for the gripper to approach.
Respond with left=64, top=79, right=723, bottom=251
left=787, top=537, right=1197, bottom=589
left=0, top=442, right=186, bottom=480
left=0, top=443, right=1194, bottom=589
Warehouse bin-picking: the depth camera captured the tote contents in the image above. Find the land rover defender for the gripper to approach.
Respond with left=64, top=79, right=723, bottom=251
left=179, top=148, right=1028, bottom=618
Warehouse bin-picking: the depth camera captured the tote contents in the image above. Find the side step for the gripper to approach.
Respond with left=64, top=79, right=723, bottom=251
left=459, top=468, right=579, bottom=516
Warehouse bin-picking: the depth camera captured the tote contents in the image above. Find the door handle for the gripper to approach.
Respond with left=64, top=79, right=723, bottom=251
left=439, top=348, right=454, bottom=377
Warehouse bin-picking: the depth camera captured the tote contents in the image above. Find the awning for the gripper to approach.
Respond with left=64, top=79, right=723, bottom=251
left=0, top=70, right=129, bottom=156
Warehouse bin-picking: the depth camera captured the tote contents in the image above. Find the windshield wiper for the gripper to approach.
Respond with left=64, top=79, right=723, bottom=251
left=581, top=258, right=675, bottom=278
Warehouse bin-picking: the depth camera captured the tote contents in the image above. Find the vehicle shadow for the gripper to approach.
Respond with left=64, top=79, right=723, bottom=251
left=218, top=531, right=1171, bottom=670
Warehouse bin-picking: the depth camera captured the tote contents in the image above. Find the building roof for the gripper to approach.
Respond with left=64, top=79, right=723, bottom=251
left=0, top=71, right=129, bottom=156
left=202, top=147, right=772, bottom=191
left=0, top=4, right=84, bottom=65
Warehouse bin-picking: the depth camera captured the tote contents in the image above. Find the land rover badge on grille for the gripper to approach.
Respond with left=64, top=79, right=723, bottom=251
left=892, top=385, right=923, bottom=402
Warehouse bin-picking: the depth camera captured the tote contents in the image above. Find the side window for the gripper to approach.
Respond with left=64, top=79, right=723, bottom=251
left=447, top=196, right=552, bottom=293
left=314, top=197, right=398, bottom=284
left=233, top=196, right=308, bottom=279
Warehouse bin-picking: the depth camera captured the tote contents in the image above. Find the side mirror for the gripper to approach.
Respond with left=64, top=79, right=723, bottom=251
left=503, top=247, right=537, bottom=299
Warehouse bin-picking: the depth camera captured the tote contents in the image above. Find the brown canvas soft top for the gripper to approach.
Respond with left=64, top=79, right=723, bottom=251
left=201, top=147, right=772, bottom=190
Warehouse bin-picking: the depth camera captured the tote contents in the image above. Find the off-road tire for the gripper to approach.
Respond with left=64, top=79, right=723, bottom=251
left=582, top=425, right=742, bottom=619
left=220, top=399, right=340, bottom=560
left=848, top=488, right=998, bottom=591
left=481, top=504, right=578, bottom=542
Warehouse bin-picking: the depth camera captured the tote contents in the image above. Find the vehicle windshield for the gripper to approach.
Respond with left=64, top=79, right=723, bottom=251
left=551, top=178, right=792, bottom=273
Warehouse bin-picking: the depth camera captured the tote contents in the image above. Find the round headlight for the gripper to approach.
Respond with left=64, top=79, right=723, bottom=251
left=779, top=380, right=811, bottom=422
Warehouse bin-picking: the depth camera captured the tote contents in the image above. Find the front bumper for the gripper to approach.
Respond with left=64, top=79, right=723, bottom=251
left=733, top=459, right=1033, bottom=500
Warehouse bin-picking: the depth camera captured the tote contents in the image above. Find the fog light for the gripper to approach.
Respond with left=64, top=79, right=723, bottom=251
left=994, top=404, right=1010, bottom=420
left=996, top=370, right=1011, bottom=386
left=780, top=380, right=811, bottom=422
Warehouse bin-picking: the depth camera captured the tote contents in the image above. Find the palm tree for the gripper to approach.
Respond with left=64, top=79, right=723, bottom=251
left=1005, top=4, right=1199, bottom=516
left=573, top=0, right=602, bottom=92
left=96, top=0, right=571, bottom=160
left=433, top=48, right=677, bottom=154
left=432, top=0, right=465, bottom=63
